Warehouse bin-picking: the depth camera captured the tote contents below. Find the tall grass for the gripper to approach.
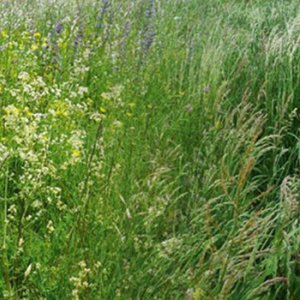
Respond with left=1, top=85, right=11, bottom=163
left=0, top=0, right=300, bottom=299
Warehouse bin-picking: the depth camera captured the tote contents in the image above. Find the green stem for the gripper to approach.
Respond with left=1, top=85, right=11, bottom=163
left=1, top=165, right=13, bottom=298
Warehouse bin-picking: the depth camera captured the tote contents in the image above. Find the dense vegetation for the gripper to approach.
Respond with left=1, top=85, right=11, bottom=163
left=1, top=0, right=300, bottom=299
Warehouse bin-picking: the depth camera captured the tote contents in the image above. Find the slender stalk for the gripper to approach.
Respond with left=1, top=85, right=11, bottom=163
left=1, top=165, right=12, bottom=298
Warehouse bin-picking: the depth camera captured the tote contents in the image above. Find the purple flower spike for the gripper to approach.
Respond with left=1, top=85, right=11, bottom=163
left=55, top=22, right=63, bottom=34
left=145, top=0, right=155, bottom=18
left=73, top=34, right=83, bottom=48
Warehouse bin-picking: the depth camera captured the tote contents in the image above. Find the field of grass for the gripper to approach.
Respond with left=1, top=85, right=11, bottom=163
left=1, top=0, right=300, bottom=299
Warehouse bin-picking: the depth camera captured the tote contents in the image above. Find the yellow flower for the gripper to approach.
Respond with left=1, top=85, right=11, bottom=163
left=4, top=105, right=20, bottom=116
left=193, top=288, right=204, bottom=300
left=34, top=32, right=41, bottom=39
left=72, top=149, right=81, bottom=158
left=58, top=40, right=67, bottom=49
left=55, top=109, right=68, bottom=117
left=23, top=107, right=33, bottom=117
left=99, top=106, right=106, bottom=113
left=31, top=44, right=38, bottom=51
left=41, top=134, right=49, bottom=141
left=1, top=31, right=8, bottom=39
left=52, top=100, right=69, bottom=117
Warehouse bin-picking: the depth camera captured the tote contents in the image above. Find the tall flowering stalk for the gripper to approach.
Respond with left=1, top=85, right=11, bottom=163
left=141, top=0, right=156, bottom=60
left=119, top=20, right=131, bottom=61
left=55, top=22, right=63, bottom=35
left=73, top=0, right=85, bottom=50
left=95, top=0, right=111, bottom=31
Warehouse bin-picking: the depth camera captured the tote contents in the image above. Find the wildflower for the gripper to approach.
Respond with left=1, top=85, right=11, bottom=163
left=70, top=261, right=91, bottom=300
left=18, top=71, right=30, bottom=82
left=55, top=109, right=68, bottom=117
left=24, top=264, right=33, bottom=279
left=90, top=112, right=103, bottom=122
left=22, top=31, right=30, bottom=38
left=73, top=33, right=83, bottom=48
left=47, top=220, right=55, bottom=234
left=145, top=0, right=155, bottom=19
left=31, top=44, right=39, bottom=51
left=72, top=149, right=81, bottom=158
left=142, top=27, right=156, bottom=54
left=55, top=22, right=63, bottom=34
left=185, top=103, right=193, bottom=113
left=101, top=84, right=124, bottom=101
left=185, top=288, right=194, bottom=300
left=33, top=32, right=41, bottom=39
left=41, top=37, right=48, bottom=49
left=113, top=120, right=123, bottom=128
left=4, top=104, right=20, bottom=116
left=78, top=86, right=88, bottom=96
left=99, top=106, right=106, bottom=113
left=119, top=21, right=131, bottom=57
left=142, top=0, right=156, bottom=55
left=0, top=143, right=9, bottom=163
left=1, top=31, right=8, bottom=39
left=96, top=0, right=111, bottom=26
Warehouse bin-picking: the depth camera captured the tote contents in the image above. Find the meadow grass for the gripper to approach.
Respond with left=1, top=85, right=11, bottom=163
left=1, top=0, right=300, bottom=299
